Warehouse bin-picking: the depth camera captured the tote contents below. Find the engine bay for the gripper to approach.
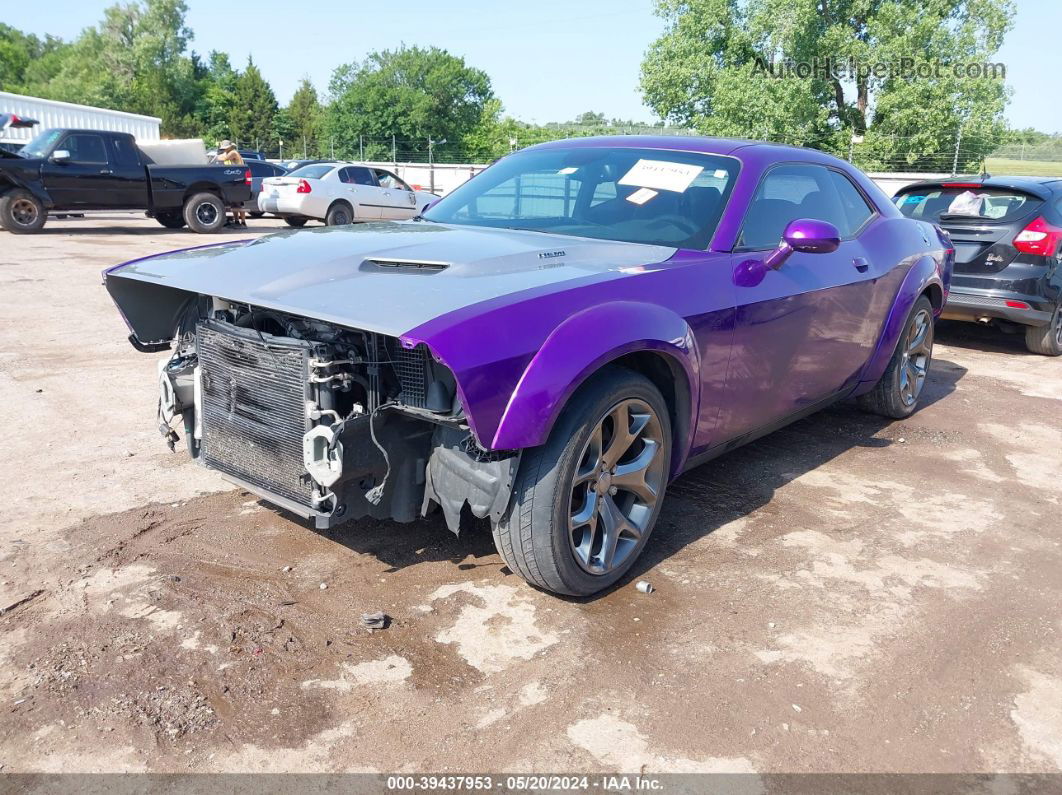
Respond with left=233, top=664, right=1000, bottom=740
left=156, top=297, right=517, bottom=532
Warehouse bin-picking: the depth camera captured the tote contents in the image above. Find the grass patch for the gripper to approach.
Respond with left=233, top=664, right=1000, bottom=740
left=984, top=157, right=1062, bottom=177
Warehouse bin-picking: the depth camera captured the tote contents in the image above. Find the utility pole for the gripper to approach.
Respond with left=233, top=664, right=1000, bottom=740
left=392, top=134, right=396, bottom=164
left=302, top=135, right=306, bottom=159
left=952, top=125, right=963, bottom=175
left=428, top=137, right=435, bottom=194
left=359, top=135, right=364, bottom=161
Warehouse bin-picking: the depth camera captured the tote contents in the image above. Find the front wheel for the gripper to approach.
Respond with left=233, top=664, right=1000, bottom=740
left=494, top=367, right=671, bottom=596
left=0, top=189, right=47, bottom=234
left=1024, top=303, right=1062, bottom=356
left=182, top=192, right=226, bottom=233
left=858, top=295, right=935, bottom=419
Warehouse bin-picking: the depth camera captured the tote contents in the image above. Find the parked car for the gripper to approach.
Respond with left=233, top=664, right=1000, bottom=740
left=105, top=136, right=952, bottom=596
left=894, top=176, right=1062, bottom=355
left=237, top=149, right=265, bottom=162
left=258, top=162, right=438, bottom=227
left=0, top=128, right=252, bottom=234
left=241, top=158, right=289, bottom=218
left=279, top=158, right=334, bottom=171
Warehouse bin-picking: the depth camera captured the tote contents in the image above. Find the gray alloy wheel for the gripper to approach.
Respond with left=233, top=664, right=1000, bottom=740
left=568, top=398, right=667, bottom=575
left=1024, top=303, right=1062, bottom=356
left=898, top=306, right=932, bottom=407
left=494, top=367, right=672, bottom=596
left=857, top=294, right=935, bottom=419
left=0, top=189, right=47, bottom=233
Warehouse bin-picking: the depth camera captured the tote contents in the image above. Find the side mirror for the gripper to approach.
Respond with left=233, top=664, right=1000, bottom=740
left=764, top=218, right=841, bottom=269
left=50, top=149, right=71, bottom=164
left=421, top=198, right=440, bottom=214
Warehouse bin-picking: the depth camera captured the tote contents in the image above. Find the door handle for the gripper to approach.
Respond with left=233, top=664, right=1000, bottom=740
left=853, top=257, right=870, bottom=272
left=99, top=169, right=114, bottom=175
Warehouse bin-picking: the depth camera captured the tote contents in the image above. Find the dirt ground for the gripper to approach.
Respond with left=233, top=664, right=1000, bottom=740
left=0, top=212, right=1060, bottom=775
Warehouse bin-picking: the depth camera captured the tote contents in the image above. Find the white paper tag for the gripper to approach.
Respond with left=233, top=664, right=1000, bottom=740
left=619, top=159, right=704, bottom=193
left=557, top=167, right=578, bottom=175
left=625, top=187, right=658, bottom=205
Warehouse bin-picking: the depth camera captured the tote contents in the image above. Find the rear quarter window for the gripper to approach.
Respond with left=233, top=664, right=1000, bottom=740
left=288, top=165, right=334, bottom=180
left=896, top=187, right=1042, bottom=223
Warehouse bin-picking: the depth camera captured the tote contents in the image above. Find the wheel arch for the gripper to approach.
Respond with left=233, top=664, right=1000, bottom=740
left=181, top=183, right=223, bottom=203
left=854, top=253, right=945, bottom=395
left=326, top=198, right=354, bottom=218
left=487, top=301, right=700, bottom=476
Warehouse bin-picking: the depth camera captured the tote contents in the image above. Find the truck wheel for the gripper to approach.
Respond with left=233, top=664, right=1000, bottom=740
left=182, top=192, right=226, bottom=234
left=156, top=212, right=186, bottom=230
left=857, top=295, right=935, bottom=419
left=326, top=203, right=353, bottom=226
left=1024, top=303, right=1062, bottom=356
left=284, top=216, right=308, bottom=228
left=0, top=190, right=47, bottom=234
left=249, top=211, right=264, bottom=219
left=494, top=367, right=671, bottom=596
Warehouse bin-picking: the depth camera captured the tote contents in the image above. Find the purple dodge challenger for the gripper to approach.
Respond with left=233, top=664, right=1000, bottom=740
left=105, top=136, right=954, bottom=596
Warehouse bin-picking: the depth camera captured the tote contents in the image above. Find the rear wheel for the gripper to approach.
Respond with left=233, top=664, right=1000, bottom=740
left=0, top=189, right=47, bottom=234
left=326, top=203, right=353, bottom=226
left=858, top=295, right=935, bottom=419
left=284, top=216, right=308, bottom=228
left=182, top=192, right=226, bottom=234
left=494, top=367, right=671, bottom=596
left=156, top=211, right=186, bottom=229
left=1024, top=303, right=1062, bottom=356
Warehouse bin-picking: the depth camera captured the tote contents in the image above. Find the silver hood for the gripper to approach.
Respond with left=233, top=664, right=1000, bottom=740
left=107, top=221, right=676, bottom=339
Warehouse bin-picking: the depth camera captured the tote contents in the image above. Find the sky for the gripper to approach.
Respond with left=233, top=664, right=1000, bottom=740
left=4, top=0, right=1061, bottom=132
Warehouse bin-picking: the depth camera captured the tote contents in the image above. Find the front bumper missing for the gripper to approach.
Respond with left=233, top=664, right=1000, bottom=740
left=219, top=471, right=342, bottom=530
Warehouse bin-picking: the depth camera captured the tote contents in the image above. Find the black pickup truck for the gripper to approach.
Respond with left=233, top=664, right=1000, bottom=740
left=0, top=127, right=252, bottom=234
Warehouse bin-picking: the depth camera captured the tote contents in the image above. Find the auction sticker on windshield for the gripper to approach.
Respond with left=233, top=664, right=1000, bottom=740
left=619, top=159, right=704, bottom=192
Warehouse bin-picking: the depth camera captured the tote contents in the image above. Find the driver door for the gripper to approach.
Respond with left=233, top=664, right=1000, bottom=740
left=720, top=163, right=881, bottom=439
left=40, top=132, right=123, bottom=207
left=372, top=169, right=419, bottom=219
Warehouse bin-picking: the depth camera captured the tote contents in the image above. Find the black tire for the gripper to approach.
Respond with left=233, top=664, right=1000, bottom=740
left=182, top=192, right=226, bottom=234
left=1024, top=303, right=1062, bottom=356
left=0, top=189, right=47, bottom=234
left=858, top=295, right=935, bottom=419
left=284, top=216, right=308, bottom=228
left=249, top=211, right=265, bottom=219
left=326, top=202, right=353, bottom=226
left=494, top=367, right=672, bottom=596
left=156, top=212, right=186, bottom=229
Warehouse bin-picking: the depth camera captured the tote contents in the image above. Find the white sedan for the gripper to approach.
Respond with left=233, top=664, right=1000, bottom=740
left=258, top=163, right=438, bottom=227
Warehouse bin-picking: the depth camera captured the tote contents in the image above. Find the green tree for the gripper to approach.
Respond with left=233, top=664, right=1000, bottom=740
left=641, top=0, right=1015, bottom=170
left=0, top=25, right=69, bottom=92
left=325, top=45, right=493, bottom=160
left=229, top=57, right=277, bottom=149
left=199, top=51, right=238, bottom=143
left=283, top=77, right=322, bottom=157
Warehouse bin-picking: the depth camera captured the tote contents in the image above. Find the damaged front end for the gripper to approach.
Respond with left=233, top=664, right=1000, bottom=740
left=152, top=297, right=519, bottom=532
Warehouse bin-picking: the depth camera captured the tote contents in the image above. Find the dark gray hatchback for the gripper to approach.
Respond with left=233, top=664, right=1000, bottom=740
left=894, top=176, right=1062, bottom=355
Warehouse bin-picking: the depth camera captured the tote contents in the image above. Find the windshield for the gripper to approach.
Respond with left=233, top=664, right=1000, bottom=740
left=18, top=128, right=64, bottom=159
left=422, top=146, right=739, bottom=249
left=288, top=164, right=335, bottom=179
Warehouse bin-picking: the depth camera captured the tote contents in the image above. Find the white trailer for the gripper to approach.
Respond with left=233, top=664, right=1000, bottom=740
left=0, top=91, right=161, bottom=147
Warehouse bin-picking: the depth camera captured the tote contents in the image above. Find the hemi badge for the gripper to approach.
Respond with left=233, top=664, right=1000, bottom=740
left=539, top=250, right=566, bottom=259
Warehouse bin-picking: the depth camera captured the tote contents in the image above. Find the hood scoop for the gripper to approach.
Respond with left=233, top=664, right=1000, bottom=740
left=362, top=257, right=449, bottom=274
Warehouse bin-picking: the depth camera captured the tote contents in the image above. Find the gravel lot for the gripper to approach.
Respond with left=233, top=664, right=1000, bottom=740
left=0, top=213, right=1060, bottom=774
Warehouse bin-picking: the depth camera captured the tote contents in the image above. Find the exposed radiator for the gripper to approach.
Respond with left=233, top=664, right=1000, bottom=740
left=197, top=321, right=313, bottom=507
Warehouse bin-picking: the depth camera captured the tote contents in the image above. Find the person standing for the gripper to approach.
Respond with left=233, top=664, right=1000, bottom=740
left=215, top=140, right=247, bottom=227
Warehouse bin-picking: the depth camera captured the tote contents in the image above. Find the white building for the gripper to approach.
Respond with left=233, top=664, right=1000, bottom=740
left=0, top=91, right=161, bottom=146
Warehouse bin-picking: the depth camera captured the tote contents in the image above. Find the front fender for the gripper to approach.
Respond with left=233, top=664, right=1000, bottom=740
left=490, top=301, right=700, bottom=464
left=854, top=251, right=947, bottom=395
left=0, top=164, right=50, bottom=207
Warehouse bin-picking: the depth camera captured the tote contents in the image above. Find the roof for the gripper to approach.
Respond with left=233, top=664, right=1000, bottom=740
left=525, top=134, right=852, bottom=167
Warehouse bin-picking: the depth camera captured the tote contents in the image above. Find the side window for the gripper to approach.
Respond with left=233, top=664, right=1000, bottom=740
left=340, top=167, right=376, bottom=186
left=373, top=169, right=411, bottom=191
left=828, top=170, right=874, bottom=235
left=110, top=137, right=140, bottom=168
left=61, top=134, right=108, bottom=164
left=738, top=164, right=852, bottom=249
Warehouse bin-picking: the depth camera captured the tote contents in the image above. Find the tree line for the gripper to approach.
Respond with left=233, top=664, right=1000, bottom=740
left=0, top=0, right=1034, bottom=170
